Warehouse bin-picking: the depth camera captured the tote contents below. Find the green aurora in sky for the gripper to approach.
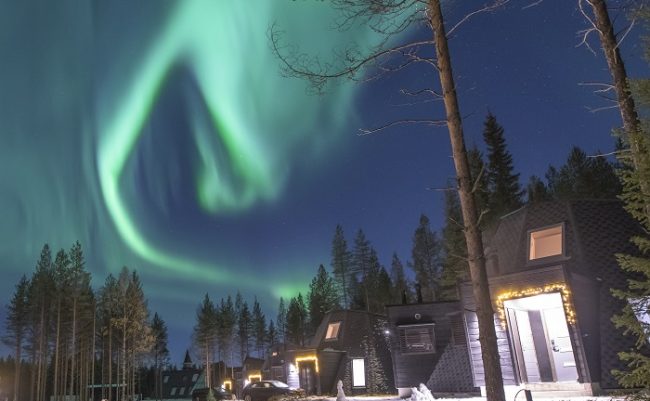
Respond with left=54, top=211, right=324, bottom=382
left=0, top=1, right=386, bottom=310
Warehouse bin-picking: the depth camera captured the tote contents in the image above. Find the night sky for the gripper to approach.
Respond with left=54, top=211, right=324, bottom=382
left=0, top=0, right=645, bottom=364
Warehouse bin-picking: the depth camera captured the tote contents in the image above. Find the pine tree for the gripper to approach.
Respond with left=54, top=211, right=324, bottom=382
left=2, top=275, right=30, bottom=401
left=251, top=297, right=267, bottom=358
left=151, top=313, right=169, bottom=400
left=285, top=294, right=307, bottom=346
left=483, top=113, right=523, bottom=224
left=439, top=190, right=468, bottom=300
left=389, top=253, right=410, bottom=304
left=331, top=225, right=353, bottom=308
left=276, top=298, right=287, bottom=344
left=237, top=300, right=251, bottom=361
left=267, top=320, right=277, bottom=349
left=352, top=230, right=373, bottom=311
left=308, top=265, right=340, bottom=334
left=409, top=215, right=442, bottom=302
left=546, top=146, right=621, bottom=200
left=526, top=175, right=550, bottom=203
left=193, top=294, right=217, bottom=387
left=218, top=296, right=236, bottom=369
left=468, top=146, right=489, bottom=219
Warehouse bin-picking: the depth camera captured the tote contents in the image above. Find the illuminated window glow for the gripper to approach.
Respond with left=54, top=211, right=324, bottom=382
left=352, top=358, right=365, bottom=387
left=295, top=355, right=319, bottom=373
left=248, top=374, right=262, bottom=382
left=529, top=225, right=563, bottom=260
left=496, top=283, right=576, bottom=327
left=223, top=379, right=232, bottom=390
left=325, top=322, right=341, bottom=340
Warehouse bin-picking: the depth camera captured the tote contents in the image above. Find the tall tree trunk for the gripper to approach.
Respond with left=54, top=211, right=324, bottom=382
left=587, top=0, right=650, bottom=215
left=13, top=339, right=21, bottom=401
left=92, top=309, right=96, bottom=401
left=108, top=325, right=112, bottom=401
left=69, top=298, right=77, bottom=399
left=428, top=1, right=506, bottom=400
left=53, top=301, right=61, bottom=401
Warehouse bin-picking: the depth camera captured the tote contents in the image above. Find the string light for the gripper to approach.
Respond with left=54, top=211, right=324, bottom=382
left=223, top=379, right=232, bottom=390
left=295, top=355, right=319, bottom=373
left=247, top=374, right=262, bottom=382
left=495, top=283, right=576, bottom=327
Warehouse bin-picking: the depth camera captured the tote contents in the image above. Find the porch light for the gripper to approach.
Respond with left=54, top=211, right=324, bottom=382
left=223, top=379, right=232, bottom=390
left=295, top=355, right=319, bottom=373
left=495, top=283, right=576, bottom=327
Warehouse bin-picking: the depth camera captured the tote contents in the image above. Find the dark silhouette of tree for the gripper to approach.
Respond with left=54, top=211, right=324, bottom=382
left=351, top=230, right=373, bottom=311
left=285, top=294, right=307, bottom=346
left=409, top=215, right=441, bottom=301
left=2, top=275, right=30, bottom=401
left=193, top=294, right=217, bottom=387
left=151, top=313, right=169, bottom=401
left=331, top=225, right=353, bottom=308
left=276, top=298, right=287, bottom=344
left=251, top=297, right=267, bottom=358
left=483, top=113, right=523, bottom=224
left=308, top=265, right=339, bottom=334
left=526, top=175, right=551, bottom=203
left=389, top=253, right=410, bottom=304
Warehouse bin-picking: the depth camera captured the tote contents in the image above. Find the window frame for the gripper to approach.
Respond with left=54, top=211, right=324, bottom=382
left=351, top=358, right=366, bottom=388
left=398, top=323, right=436, bottom=355
left=527, top=222, right=565, bottom=262
left=325, top=321, right=342, bottom=341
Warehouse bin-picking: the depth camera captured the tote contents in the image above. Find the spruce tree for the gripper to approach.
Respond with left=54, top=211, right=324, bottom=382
left=193, top=294, right=217, bottom=387
left=237, top=300, right=251, bottom=361
left=308, top=265, right=339, bottom=334
left=267, top=320, right=277, bottom=349
left=526, top=175, right=550, bottom=203
left=2, top=275, right=30, bottom=401
left=251, top=297, right=267, bottom=357
left=331, top=225, right=353, bottom=308
left=352, top=230, right=373, bottom=310
left=151, top=313, right=169, bottom=400
left=285, top=294, right=307, bottom=346
left=389, top=253, right=410, bottom=304
left=439, top=190, right=468, bottom=300
left=409, top=215, right=442, bottom=301
left=276, top=298, right=287, bottom=344
left=483, top=113, right=523, bottom=224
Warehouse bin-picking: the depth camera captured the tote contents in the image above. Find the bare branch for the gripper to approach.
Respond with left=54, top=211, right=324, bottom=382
left=578, top=81, right=616, bottom=93
left=585, top=104, right=620, bottom=113
left=400, top=88, right=442, bottom=97
left=358, top=118, right=446, bottom=135
left=447, top=0, right=511, bottom=36
left=587, top=150, right=625, bottom=158
left=614, top=17, right=636, bottom=50
left=522, top=0, right=544, bottom=10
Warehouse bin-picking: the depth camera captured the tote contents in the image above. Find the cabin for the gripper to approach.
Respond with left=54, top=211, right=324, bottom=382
left=268, top=309, right=394, bottom=396
left=461, top=200, right=644, bottom=398
left=385, top=300, right=478, bottom=397
left=160, top=351, right=202, bottom=399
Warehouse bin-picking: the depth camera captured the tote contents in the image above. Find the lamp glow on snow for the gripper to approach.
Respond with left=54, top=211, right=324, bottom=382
left=495, top=283, right=576, bottom=327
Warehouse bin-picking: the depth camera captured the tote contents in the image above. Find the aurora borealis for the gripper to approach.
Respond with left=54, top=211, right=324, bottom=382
left=0, top=1, right=645, bottom=361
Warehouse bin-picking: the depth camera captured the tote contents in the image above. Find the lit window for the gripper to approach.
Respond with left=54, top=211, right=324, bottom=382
left=179, top=387, right=185, bottom=396
left=325, top=322, right=341, bottom=340
left=398, top=324, right=435, bottom=354
left=163, top=376, right=169, bottom=384
left=529, top=225, right=563, bottom=260
left=352, top=358, right=365, bottom=387
left=191, top=373, right=199, bottom=382
left=170, top=387, right=177, bottom=396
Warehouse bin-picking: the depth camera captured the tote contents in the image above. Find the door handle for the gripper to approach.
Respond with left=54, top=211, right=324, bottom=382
left=551, top=339, right=560, bottom=352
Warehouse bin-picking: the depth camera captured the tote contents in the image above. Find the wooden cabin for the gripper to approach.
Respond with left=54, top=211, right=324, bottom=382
left=461, top=200, right=643, bottom=398
left=385, top=301, right=478, bottom=397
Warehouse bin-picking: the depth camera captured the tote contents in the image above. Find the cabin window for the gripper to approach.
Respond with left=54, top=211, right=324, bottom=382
left=325, top=321, right=341, bottom=340
left=398, top=324, right=435, bottom=354
left=163, top=375, right=169, bottom=383
left=352, top=358, right=366, bottom=387
left=529, top=224, right=563, bottom=260
left=179, top=387, right=186, bottom=396
left=170, top=387, right=177, bottom=396
left=191, top=373, right=199, bottom=382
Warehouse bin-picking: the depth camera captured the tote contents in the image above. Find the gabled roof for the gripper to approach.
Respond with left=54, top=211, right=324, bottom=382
left=161, top=366, right=202, bottom=399
left=310, top=309, right=387, bottom=355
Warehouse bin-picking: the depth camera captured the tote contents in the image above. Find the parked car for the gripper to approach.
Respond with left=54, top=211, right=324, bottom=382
left=242, top=380, right=303, bottom=401
left=191, top=387, right=234, bottom=401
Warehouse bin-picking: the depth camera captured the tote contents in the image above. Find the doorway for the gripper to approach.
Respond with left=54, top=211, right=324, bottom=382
left=504, top=292, right=578, bottom=383
left=298, top=360, right=317, bottom=395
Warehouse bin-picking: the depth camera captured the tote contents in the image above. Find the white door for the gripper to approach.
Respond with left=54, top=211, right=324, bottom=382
left=542, top=306, right=578, bottom=382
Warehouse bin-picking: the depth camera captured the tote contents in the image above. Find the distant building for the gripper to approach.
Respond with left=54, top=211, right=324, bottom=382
left=266, top=309, right=394, bottom=396
left=160, top=351, right=202, bottom=399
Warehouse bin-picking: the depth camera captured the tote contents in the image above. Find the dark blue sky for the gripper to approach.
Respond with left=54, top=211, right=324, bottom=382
left=0, top=0, right=645, bottom=364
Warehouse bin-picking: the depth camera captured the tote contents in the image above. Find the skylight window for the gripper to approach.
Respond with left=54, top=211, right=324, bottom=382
left=529, top=224, right=563, bottom=260
left=325, top=321, right=341, bottom=340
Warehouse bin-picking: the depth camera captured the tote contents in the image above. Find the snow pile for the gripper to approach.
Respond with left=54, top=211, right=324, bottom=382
left=410, top=384, right=435, bottom=401
left=336, top=380, right=347, bottom=401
